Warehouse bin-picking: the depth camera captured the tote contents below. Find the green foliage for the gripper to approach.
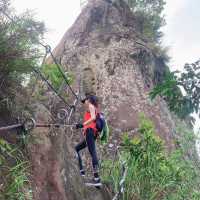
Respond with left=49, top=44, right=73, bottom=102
left=0, top=0, right=45, bottom=115
left=0, top=139, right=32, bottom=200
left=99, top=120, right=110, bottom=145
left=150, top=60, right=200, bottom=119
left=41, top=64, right=74, bottom=90
left=101, top=114, right=200, bottom=200
left=127, top=0, right=166, bottom=42
left=166, top=120, right=200, bottom=200
left=101, top=158, right=122, bottom=192
left=166, top=150, right=200, bottom=200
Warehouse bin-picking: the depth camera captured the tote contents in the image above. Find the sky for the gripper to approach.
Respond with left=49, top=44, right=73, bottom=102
left=13, top=0, right=82, bottom=48
left=162, top=0, right=200, bottom=70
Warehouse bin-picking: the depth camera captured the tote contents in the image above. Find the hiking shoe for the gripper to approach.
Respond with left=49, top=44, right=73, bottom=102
left=85, top=177, right=102, bottom=187
left=80, top=169, right=85, bottom=177
left=94, top=177, right=102, bottom=186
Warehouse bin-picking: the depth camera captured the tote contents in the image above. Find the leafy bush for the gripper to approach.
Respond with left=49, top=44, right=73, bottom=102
left=41, top=64, right=74, bottom=90
left=101, top=114, right=200, bottom=200
left=0, top=0, right=45, bottom=116
left=127, top=0, right=166, bottom=42
left=150, top=60, right=200, bottom=119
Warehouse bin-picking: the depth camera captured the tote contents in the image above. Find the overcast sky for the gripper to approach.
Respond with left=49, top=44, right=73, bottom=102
left=13, top=0, right=81, bottom=49
left=162, top=0, right=200, bottom=70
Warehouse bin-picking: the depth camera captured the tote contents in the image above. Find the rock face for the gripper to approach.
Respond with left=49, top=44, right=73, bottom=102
left=48, top=0, right=176, bottom=150
left=29, top=0, right=178, bottom=199
left=28, top=104, right=111, bottom=200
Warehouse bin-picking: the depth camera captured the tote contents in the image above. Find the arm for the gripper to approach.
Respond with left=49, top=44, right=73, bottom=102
left=83, top=104, right=96, bottom=126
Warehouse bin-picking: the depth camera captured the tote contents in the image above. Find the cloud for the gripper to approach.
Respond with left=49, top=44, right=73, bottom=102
left=162, top=0, right=200, bottom=70
left=13, top=0, right=81, bottom=48
left=163, top=0, right=186, bottom=19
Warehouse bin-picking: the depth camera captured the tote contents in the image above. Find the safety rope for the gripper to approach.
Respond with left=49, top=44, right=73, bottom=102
left=51, top=80, right=66, bottom=107
left=68, top=95, right=79, bottom=122
left=39, top=43, right=79, bottom=100
left=33, top=68, right=72, bottom=109
left=0, top=118, right=76, bottom=133
left=109, top=146, right=128, bottom=200
left=0, top=124, right=23, bottom=132
left=112, top=162, right=127, bottom=200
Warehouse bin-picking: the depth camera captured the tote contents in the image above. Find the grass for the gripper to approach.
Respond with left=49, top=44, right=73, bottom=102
left=101, top=114, right=200, bottom=200
left=0, top=138, right=32, bottom=200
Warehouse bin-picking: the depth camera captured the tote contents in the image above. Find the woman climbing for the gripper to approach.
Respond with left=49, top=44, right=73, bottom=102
left=75, top=95, right=102, bottom=186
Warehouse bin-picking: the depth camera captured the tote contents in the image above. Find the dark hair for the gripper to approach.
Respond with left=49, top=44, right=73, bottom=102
left=87, top=95, right=99, bottom=107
